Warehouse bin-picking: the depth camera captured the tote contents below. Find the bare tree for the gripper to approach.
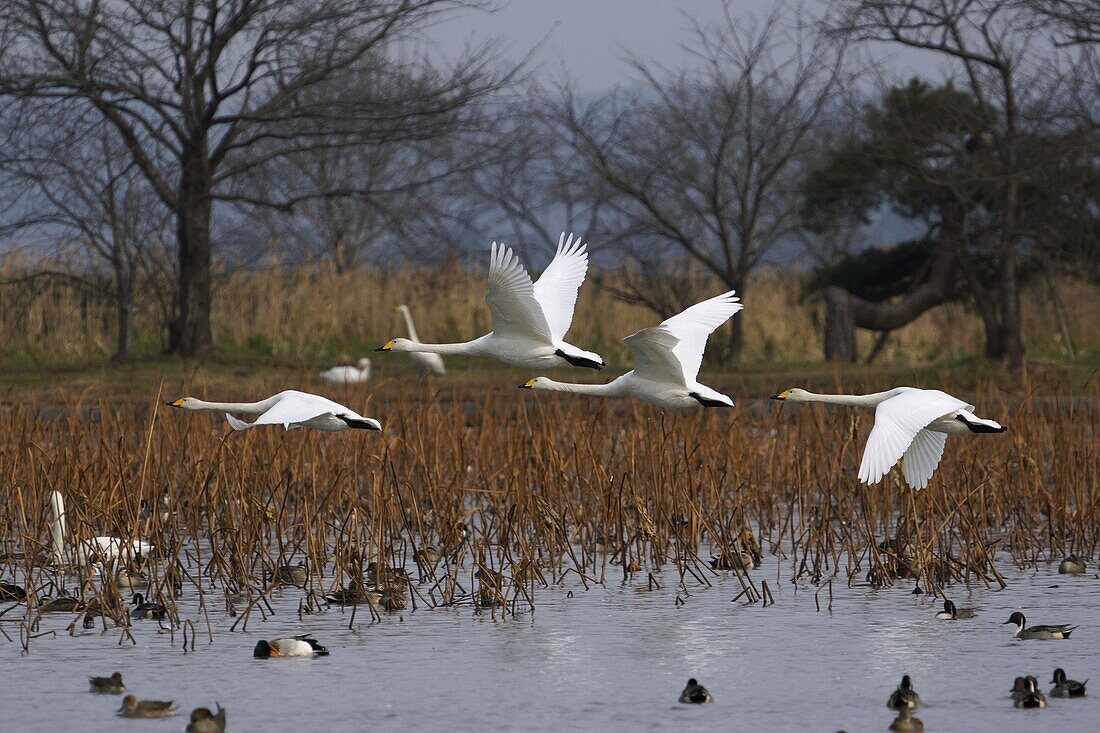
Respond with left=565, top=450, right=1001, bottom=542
left=827, top=0, right=1088, bottom=368
left=0, top=0, right=508, bottom=356
left=556, top=5, right=851, bottom=357
left=1019, top=0, right=1100, bottom=44
left=0, top=105, right=169, bottom=359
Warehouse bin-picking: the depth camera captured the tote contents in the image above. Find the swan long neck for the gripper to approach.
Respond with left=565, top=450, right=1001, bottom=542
left=397, top=339, right=481, bottom=356
left=183, top=397, right=277, bottom=414
left=533, top=379, right=627, bottom=397
left=49, top=490, right=66, bottom=563
left=790, top=390, right=897, bottom=409
left=399, top=307, right=420, bottom=342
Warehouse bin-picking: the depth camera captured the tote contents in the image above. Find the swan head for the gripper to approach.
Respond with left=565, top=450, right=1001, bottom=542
left=356, top=357, right=371, bottom=369
left=519, top=377, right=549, bottom=390
left=376, top=338, right=413, bottom=352
left=771, top=388, right=808, bottom=402
left=393, top=305, right=410, bottom=315
left=167, top=397, right=201, bottom=410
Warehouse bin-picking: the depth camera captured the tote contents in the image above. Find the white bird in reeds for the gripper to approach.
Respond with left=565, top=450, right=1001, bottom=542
left=520, top=290, right=742, bottom=408
left=377, top=233, right=604, bottom=370
left=394, top=305, right=446, bottom=376
left=771, top=387, right=1006, bottom=489
left=49, top=490, right=153, bottom=568
left=319, top=357, right=371, bottom=384
left=168, top=390, right=381, bottom=433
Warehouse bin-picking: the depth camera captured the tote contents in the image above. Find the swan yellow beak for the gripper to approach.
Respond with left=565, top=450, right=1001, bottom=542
left=519, top=379, right=536, bottom=389
left=376, top=340, right=395, bottom=352
left=168, top=398, right=184, bottom=407
left=771, top=390, right=790, bottom=401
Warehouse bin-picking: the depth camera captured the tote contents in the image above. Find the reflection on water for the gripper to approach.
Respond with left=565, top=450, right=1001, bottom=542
left=0, top=558, right=1096, bottom=732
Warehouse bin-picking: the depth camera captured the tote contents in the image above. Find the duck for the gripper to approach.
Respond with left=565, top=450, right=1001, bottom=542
left=678, top=678, right=713, bottom=704
left=521, top=290, right=742, bottom=409
left=271, top=562, right=309, bottom=587
left=1004, top=611, right=1076, bottom=639
left=379, top=585, right=406, bottom=612
left=119, top=694, right=176, bottom=718
left=1014, top=677, right=1047, bottom=709
left=253, top=635, right=329, bottom=658
left=0, top=582, right=26, bottom=601
left=771, top=387, right=1005, bottom=489
left=320, top=358, right=371, bottom=385
left=129, top=592, right=168, bottom=620
left=935, top=599, right=976, bottom=620
left=89, top=672, right=125, bottom=694
left=186, top=704, right=227, bottom=733
left=1058, top=556, right=1087, bottom=574
left=378, top=234, right=605, bottom=371
left=139, top=495, right=171, bottom=525
left=1010, top=676, right=1031, bottom=702
left=38, top=593, right=81, bottom=613
left=115, top=567, right=149, bottom=591
left=393, top=305, right=446, bottom=375
left=168, top=390, right=381, bottom=433
left=709, top=549, right=756, bottom=571
left=324, top=579, right=379, bottom=606
left=889, top=709, right=924, bottom=732
left=887, top=675, right=921, bottom=710
left=1050, top=668, right=1088, bottom=698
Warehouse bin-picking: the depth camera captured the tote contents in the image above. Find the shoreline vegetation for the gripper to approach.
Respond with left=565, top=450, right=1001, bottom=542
left=1, top=259, right=1097, bottom=374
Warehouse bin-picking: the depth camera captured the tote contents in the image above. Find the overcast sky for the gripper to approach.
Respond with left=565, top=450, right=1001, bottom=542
left=429, top=0, right=938, bottom=93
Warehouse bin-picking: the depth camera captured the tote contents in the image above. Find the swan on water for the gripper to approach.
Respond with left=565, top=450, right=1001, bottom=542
left=771, top=387, right=1006, bottom=489
left=168, top=390, right=381, bottom=432
left=520, top=290, right=742, bottom=408
left=377, top=233, right=604, bottom=370
left=320, top=358, right=371, bottom=384
left=394, top=305, right=446, bottom=376
left=49, top=490, right=153, bottom=568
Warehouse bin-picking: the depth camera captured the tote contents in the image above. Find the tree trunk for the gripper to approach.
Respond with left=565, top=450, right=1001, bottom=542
left=824, top=286, right=857, bottom=362
left=114, top=290, right=133, bottom=361
left=823, top=231, right=959, bottom=362
left=168, top=152, right=214, bottom=356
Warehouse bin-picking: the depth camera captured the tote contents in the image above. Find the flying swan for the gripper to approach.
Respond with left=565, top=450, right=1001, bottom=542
left=771, top=387, right=1006, bottom=489
left=394, top=305, right=446, bottom=376
left=320, top=358, right=371, bottom=384
left=49, top=490, right=153, bottom=568
left=520, top=291, right=742, bottom=408
left=377, top=233, right=604, bottom=370
left=168, top=390, right=381, bottom=432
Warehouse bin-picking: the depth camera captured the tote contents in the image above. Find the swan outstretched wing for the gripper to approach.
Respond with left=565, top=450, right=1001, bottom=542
left=902, top=430, right=949, bottom=490
left=658, top=291, right=743, bottom=383
left=485, top=242, right=553, bottom=342
left=532, top=232, right=588, bottom=343
left=859, top=389, right=971, bottom=486
left=624, top=326, right=687, bottom=383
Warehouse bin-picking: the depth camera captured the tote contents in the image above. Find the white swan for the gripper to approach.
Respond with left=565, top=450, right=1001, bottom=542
left=520, top=291, right=742, bottom=408
left=771, top=387, right=1006, bottom=489
left=320, top=358, right=371, bottom=384
left=394, top=305, right=446, bottom=376
left=377, top=233, right=604, bottom=370
left=49, top=491, right=153, bottom=568
left=168, top=390, right=381, bottom=432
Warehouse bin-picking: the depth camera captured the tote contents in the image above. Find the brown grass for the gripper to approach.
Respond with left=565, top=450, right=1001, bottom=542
left=0, top=372, right=1095, bottom=648
left=2, top=254, right=1097, bottom=366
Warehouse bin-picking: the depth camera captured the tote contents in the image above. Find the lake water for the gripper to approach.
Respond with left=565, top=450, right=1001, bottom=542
left=1, top=556, right=1096, bottom=732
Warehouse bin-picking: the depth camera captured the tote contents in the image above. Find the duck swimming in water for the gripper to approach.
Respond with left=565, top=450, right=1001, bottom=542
left=678, top=678, right=713, bottom=704
left=119, top=694, right=176, bottom=718
left=1004, top=611, right=1076, bottom=640
left=1014, top=677, right=1047, bottom=709
left=888, top=675, right=920, bottom=710
left=89, top=672, right=125, bottom=694
left=253, top=635, right=329, bottom=658
left=186, top=704, right=227, bottom=733
left=935, top=599, right=975, bottom=620
left=1050, top=668, right=1087, bottom=698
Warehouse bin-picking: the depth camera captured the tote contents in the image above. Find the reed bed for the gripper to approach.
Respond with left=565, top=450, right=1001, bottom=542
left=0, top=372, right=1095, bottom=650
left=2, top=253, right=1097, bottom=365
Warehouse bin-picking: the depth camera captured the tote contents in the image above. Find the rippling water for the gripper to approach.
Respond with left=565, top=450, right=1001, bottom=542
left=1, top=557, right=1096, bottom=732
